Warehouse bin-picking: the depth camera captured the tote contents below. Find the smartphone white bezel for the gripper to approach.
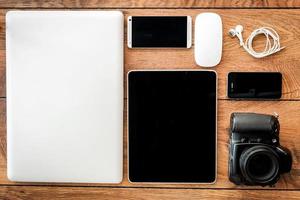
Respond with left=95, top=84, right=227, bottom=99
left=127, top=16, right=133, bottom=48
left=186, top=16, right=192, bottom=48
left=127, top=16, right=192, bottom=48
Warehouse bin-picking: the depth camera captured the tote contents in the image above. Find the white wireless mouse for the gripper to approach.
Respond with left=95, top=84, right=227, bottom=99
left=194, top=13, right=223, bottom=67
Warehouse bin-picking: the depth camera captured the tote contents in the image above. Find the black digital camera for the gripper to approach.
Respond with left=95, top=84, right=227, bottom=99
left=228, top=113, right=292, bottom=186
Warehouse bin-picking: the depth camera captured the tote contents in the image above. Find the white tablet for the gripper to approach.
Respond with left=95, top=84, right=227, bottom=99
left=6, top=11, right=124, bottom=183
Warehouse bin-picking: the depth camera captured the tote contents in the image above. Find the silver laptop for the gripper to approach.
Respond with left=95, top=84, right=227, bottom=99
left=6, top=11, right=124, bottom=183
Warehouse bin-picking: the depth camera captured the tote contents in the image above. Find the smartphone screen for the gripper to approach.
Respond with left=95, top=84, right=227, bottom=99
left=228, top=72, right=282, bottom=99
left=128, top=16, right=191, bottom=48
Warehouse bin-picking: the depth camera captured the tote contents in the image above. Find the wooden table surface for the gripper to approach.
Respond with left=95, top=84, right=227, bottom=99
left=0, top=0, right=300, bottom=199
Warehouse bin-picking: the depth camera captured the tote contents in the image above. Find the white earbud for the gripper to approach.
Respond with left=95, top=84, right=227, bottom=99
left=229, top=25, right=244, bottom=46
left=228, top=25, right=284, bottom=58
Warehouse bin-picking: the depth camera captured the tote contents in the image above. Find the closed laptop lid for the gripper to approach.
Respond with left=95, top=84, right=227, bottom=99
left=6, top=11, right=123, bottom=183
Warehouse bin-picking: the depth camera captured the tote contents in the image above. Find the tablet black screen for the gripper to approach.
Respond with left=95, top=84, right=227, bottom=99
left=128, top=71, right=216, bottom=183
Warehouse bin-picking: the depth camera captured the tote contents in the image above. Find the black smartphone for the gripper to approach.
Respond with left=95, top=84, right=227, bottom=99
left=127, top=16, right=192, bottom=48
left=227, top=72, right=282, bottom=99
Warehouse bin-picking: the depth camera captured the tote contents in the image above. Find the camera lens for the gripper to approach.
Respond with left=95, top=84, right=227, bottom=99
left=240, top=145, right=280, bottom=185
left=248, top=154, right=274, bottom=178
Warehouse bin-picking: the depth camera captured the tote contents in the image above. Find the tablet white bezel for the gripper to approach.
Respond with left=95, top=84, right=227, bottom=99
left=127, top=69, right=218, bottom=184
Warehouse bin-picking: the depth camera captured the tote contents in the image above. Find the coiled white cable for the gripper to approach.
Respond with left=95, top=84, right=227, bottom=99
left=229, top=26, right=285, bottom=58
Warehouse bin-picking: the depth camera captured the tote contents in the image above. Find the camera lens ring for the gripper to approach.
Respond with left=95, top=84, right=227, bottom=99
left=239, top=145, right=280, bottom=185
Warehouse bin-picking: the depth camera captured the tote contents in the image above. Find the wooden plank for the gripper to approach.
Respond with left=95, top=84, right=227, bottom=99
left=0, top=0, right=300, bottom=8
left=0, top=99, right=300, bottom=189
left=0, top=186, right=300, bottom=200
left=1, top=9, right=300, bottom=99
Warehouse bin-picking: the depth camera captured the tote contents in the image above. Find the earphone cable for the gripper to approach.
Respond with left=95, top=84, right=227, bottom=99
left=234, top=27, right=284, bottom=58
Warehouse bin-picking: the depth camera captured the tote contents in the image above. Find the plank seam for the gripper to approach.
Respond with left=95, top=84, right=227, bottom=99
left=0, top=7, right=299, bottom=9
left=0, top=184, right=299, bottom=191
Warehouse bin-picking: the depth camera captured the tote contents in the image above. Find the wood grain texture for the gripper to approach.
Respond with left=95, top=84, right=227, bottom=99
left=1, top=9, right=300, bottom=99
left=0, top=0, right=300, bottom=8
left=1, top=186, right=300, bottom=200
left=1, top=4, right=300, bottom=200
left=0, top=100, right=299, bottom=189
